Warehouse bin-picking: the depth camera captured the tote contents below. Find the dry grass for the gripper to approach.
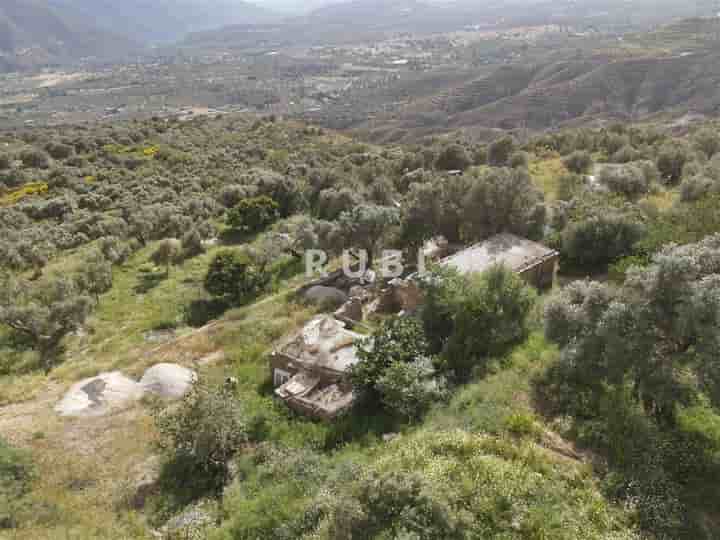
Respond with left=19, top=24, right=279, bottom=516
left=0, top=234, right=325, bottom=538
left=642, top=188, right=679, bottom=212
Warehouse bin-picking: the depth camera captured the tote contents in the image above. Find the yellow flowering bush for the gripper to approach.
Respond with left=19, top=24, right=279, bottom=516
left=0, top=182, right=49, bottom=206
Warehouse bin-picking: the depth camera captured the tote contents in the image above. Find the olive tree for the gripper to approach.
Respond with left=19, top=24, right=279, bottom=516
left=204, top=249, right=269, bottom=305
left=181, top=228, right=205, bottom=258
left=657, top=144, right=690, bottom=185
left=0, top=275, right=93, bottom=371
left=399, top=181, right=443, bottom=250
left=350, top=317, right=444, bottom=420
left=337, top=204, right=400, bottom=268
left=435, top=144, right=472, bottom=172
left=544, top=235, right=720, bottom=423
left=151, top=238, right=182, bottom=276
left=561, top=214, right=644, bottom=269
left=462, top=167, right=546, bottom=242
left=154, top=382, right=248, bottom=492
left=443, top=265, right=536, bottom=380
left=599, top=164, right=650, bottom=200
left=488, top=135, right=516, bottom=166
left=77, top=250, right=113, bottom=302
left=226, top=196, right=280, bottom=234
left=693, top=128, right=720, bottom=159
left=19, top=149, right=50, bottom=169
left=563, top=150, right=593, bottom=174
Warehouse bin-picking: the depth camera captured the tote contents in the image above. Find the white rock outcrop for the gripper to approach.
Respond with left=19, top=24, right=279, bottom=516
left=140, top=363, right=197, bottom=399
left=55, top=372, right=144, bottom=417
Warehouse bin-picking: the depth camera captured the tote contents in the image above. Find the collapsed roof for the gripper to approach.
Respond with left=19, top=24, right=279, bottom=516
left=276, top=315, right=365, bottom=375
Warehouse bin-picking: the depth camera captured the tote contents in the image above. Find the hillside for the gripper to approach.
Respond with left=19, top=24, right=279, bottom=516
left=0, top=0, right=137, bottom=70
left=48, top=0, right=280, bottom=43
left=349, top=20, right=720, bottom=142
left=0, top=0, right=279, bottom=71
left=1, top=112, right=720, bottom=539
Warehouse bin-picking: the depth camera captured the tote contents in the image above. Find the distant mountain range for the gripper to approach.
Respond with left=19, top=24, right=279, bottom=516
left=0, top=0, right=137, bottom=69
left=1, top=0, right=715, bottom=72
left=0, top=0, right=279, bottom=71
left=349, top=18, right=720, bottom=142
left=48, top=0, right=279, bottom=43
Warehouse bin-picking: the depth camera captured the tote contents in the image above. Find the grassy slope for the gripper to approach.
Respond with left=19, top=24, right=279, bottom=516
left=2, top=142, right=688, bottom=537
left=0, top=233, right=642, bottom=538
left=529, top=155, right=568, bottom=201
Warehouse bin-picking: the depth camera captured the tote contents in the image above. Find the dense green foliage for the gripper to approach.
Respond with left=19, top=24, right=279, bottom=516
left=400, top=167, right=544, bottom=248
left=435, top=144, right=472, bottom=171
left=350, top=317, right=445, bottom=420
left=0, top=272, right=94, bottom=370
left=561, top=214, right=645, bottom=269
left=155, top=382, right=249, bottom=494
left=0, top=438, right=34, bottom=529
left=487, top=135, right=516, bottom=166
left=204, top=250, right=269, bottom=305
left=227, top=196, right=280, bottom=234
left=542, top=236, right=720, bottom=537
left=151, top=238, right=183, bottom=276
left=563, top=150, right=593, bottom=174
left=337, top=204, right=401, bottom=267
left=417, top=266, right=536, bottom=381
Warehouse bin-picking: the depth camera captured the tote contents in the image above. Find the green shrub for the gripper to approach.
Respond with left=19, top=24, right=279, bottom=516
left=154, top=382, right=248, bottom=494
left=375, top=358, right=446, bottom=422
left=488, top=135, right=516, bottom=166
left=419, top=266, right=468, bottom=355
left=44, top=142, right=74, bottom=160
left=320, top=470, right=463, bottom=539
left=504, top=411, right=539, bottom=438
left=19, top=149, right=50, bottom=169
left=556, top=172, right=586, bottom=201
left=181, top=229, right=205, bottom=258
left=350, top=317, right=431, bottom=400
left=608, top=255, right=649, bottom=282
left=599, top=164, right=650, bottom=199
left=679, top=176, right=715, bottom=202
left=204, top=249, right=269, bottom=305
left=444, top=265, right=536, bottom=380
left=604, top=133, right=630, bottom=155
left=561, top=214, right=644, bottom=269
left=611, top=145, right=641, bottom=164
left=0, top=437, right=35, bottom=529
left=508, top=151, right=530, bottom=169
left=657, top=144, right=690, bottom=185
left=693, top=127, right=720, bottom=159
left=471, top=145, right=488, bottom=165
left=435, top=144, right=471, bottom=171
left=562, top=150, right=593, bottom=174
left=150, top=238, right=182, bottom=276
left=227, top=196, right=280, bottom=234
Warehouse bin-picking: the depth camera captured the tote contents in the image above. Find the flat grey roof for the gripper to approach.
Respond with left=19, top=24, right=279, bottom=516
left=440, top=233, right=558, bottom=276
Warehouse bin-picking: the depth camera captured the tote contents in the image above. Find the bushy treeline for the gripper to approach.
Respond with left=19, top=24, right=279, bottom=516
left=541, top=235, right=720, bottom=538
left=530, top=122, right=720, bottom=273
left=347, top=265, right=536, bottom=422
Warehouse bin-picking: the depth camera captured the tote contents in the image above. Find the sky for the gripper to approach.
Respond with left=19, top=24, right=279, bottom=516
left=252, top=0, right=342, bottom=13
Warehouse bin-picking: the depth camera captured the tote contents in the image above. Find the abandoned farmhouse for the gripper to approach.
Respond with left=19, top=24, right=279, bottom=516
left=271, top=233, right=559, bottom=419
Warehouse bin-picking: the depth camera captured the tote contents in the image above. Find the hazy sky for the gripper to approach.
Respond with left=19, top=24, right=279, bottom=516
left=253, top=0, right=341, bottom=13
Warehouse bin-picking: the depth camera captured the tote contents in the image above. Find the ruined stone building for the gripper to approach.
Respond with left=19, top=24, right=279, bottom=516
left=269, top=315, right=365, bottom=420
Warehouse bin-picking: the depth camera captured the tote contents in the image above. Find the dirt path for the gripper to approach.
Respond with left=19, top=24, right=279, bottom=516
left=0, top=382, right=63, bottom=446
